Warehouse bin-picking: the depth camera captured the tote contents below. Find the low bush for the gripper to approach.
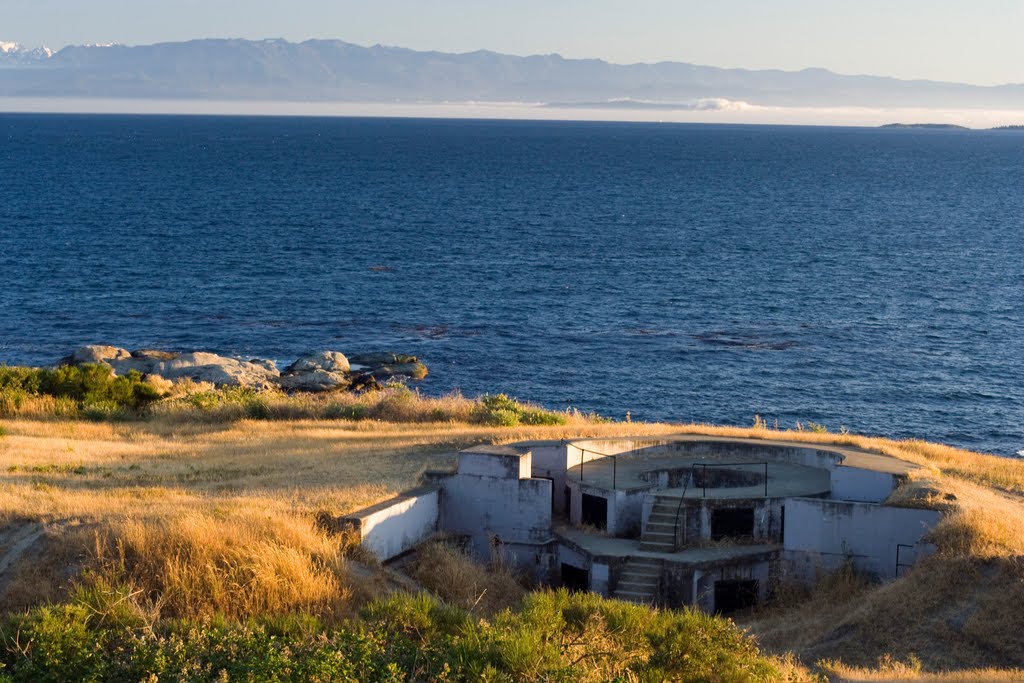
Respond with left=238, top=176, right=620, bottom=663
left=472, top=393, right=568, bottom=427
left=0, top=364, right=166, bottom=418
left=0, top=589, right=799, bottom=682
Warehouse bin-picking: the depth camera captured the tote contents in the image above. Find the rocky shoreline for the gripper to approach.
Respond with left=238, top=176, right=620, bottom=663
left=60, top=345, right=428, bottom=393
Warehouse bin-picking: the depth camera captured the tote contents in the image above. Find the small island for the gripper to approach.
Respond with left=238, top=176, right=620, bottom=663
left=880, top=123, right=970, bottom=129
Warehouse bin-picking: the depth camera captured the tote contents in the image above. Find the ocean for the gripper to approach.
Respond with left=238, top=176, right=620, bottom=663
left=1, top=114, right=1021, bottom=456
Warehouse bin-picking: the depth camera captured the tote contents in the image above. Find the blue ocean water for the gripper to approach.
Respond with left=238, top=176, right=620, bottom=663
left=0, top=114, right=1021, bottom=456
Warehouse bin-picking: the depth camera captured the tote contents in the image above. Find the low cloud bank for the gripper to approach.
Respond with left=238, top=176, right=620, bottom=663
left=2, top=96, right=1023, bottom=129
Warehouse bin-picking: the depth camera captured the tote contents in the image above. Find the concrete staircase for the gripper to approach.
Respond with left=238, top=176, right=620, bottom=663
left=640, top=494, right=681, bottom=552
left=612, top=558, right=661, bottom=604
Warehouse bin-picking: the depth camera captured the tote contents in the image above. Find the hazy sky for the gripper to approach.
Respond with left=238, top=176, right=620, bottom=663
left=5, top=0, right=1023, bottom=86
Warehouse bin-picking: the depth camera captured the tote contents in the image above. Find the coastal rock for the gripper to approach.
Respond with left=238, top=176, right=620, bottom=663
left=59, top=346, right=424, bottom=392
left=249, top=358, right=278, bottom=373
left=369, top=362, right=429, bottom=380
left=125, top=352, right=281, bottom=389
left=62, top=346, right=280, bottom=389
left=350, top=352, right=427, bottom=380
left=284, top=351, right=350, bottom=374
left=349, top=373, right=383, bottom=393
left=279, top=368, right=350, bottom=392
left=277, top=351, right=352, bottom=392
left=63, top=345, right=133, bottom=365
left=349, top=352, right=417, bottom=367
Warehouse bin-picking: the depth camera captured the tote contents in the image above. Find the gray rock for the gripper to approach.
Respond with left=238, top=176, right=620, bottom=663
left=284, top=351, right=350, bottom=374
left=369, top=362, right=428, bottom=380
left=348, top=352, right=418, bottom=367
left=63, top=345, right=132, bottom=365
left=249, top=358, right=278, bottom=373
left=62, top=346, right=280, bottom=389
left=279, top=369, right=350, bottom=392
left=133, top=352, right=280, bottom=389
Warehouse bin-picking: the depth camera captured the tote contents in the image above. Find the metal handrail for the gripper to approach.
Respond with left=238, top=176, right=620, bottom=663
left=671, top=465, right=697, bottom=550
left=670, top=461, right=771, bottom=551
left=575, top=447, right=618, bottom=489
left=895, top=543, right=915, bottom=578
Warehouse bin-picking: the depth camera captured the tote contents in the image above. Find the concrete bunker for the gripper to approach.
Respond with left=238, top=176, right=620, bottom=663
left=341, top=435, right=940, bottom=615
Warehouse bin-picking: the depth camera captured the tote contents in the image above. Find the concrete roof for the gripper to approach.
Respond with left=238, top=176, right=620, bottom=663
left=557, top=525, right=779, bottom=566
left=567, top=435, right=919, bottom=478
left=571, top=455, right=831, bottom=498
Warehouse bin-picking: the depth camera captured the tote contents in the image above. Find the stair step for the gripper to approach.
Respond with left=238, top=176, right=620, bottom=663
left=620, top=571, right=659, bottom=582
left=614, top=590, right=656, bottom=603
left=625, top=557, right=662, bottom=566
left=639, top=544, right=674, bottom=552
left=647, top=511, right=678, bottom=520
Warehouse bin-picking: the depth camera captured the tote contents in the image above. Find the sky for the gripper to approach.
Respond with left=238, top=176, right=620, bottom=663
left=4, top=0, right=1023, bottom=86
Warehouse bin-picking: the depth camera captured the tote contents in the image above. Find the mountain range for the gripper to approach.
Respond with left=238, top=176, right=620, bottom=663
left=2, top=38, right=1023, bottom=109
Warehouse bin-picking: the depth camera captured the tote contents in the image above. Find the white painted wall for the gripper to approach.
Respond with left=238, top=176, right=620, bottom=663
left=458, top=448, right=531, bottom=479
left=784, top=497, right=941, bottom=579
left=357, top=489, right=440, bottom=561
left=441, top=474, right=553, bottom=560
left=530, top=444, right=570, bottom=515
left=830, top=466, right=897, bottom=503
left=590, top=563, right=610, bottom=596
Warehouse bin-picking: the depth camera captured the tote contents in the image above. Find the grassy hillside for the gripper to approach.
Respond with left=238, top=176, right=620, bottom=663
left=0, top=390, right=1022, bottom=680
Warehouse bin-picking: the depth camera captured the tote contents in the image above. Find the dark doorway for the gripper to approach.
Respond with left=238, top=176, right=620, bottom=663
left=581, top=494, right=608, bottom=530
left=564, top=486, right=572, bottom=516
left=780, top=505, right=785, bottom=543
left=714, top=579, right=759, bottom=614
left=561, top=563, right=590, bottom=592
left=711, top=507, right=754, bottom=540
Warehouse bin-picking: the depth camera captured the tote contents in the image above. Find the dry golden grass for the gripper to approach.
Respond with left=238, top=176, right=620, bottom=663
left=820, top=655, right=1024, bottom=682
left=0, top=414, right=681, bottom=617
left=403, top=539, right=527, bottom=616
left=0, top=412, right=1022, bottom=676
left=741, top=437, right=1024, bottom=673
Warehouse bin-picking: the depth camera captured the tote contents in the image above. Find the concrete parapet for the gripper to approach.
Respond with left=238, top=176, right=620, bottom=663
left=783, top=497, right=940, bottom=580
left=340, top=486, right=440, bottom=561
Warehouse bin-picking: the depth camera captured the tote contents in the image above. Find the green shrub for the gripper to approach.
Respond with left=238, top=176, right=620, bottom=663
left=0, top=588, right=790, bottom=682
left=520, top=409, right=567, bottom=426
left=472, top=394, right=567, bottom=427
left=0, top=364, right=166, bottom=419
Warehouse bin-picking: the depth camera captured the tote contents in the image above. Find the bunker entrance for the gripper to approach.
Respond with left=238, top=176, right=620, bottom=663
left=714, top=579, right=758, bottom=614
left=561, top=563, right=590, bottom=592
left=711, top=507, right=754, bottom=540
left=581, top=494, right=608, bottom=530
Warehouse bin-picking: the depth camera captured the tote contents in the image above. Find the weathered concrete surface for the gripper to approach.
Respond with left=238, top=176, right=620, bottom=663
left=570, top=454, right=831, bottom=499
left=343, top=487, right=440, bottom=561
left=556, top=525, right=779, bottom=565
left=783, top=497, right=941, bottom=579
left=566, top=435, right=920, bottom=479
left=457, top=445, right=531, bottom=479
left=831, top=465, right=897, bottom=503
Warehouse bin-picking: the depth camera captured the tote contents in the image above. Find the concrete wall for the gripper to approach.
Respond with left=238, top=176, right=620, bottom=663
left=611, top=489, right=646, bottom=538
left=441, top=473, right=553, bottom=561
left=783, top=498, right=941, bottom=580
left=530, top=443, right=570, bottom=516
left=458, top=445, right=531, bottom=479
left=692, top=559, right=772, bottom=613
left=667, top=498, right=785, bottom=547
left=830, top=466, right=897, bottom=503
left=346, top=487, right=440, bottom=561
left=590, top=562, right=610, bottom=596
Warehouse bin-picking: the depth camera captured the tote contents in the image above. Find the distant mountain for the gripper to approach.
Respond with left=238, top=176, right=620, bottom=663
left=1, top=37, right=1023, bottom=108
left=0, top=42, right=54, bottom=66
